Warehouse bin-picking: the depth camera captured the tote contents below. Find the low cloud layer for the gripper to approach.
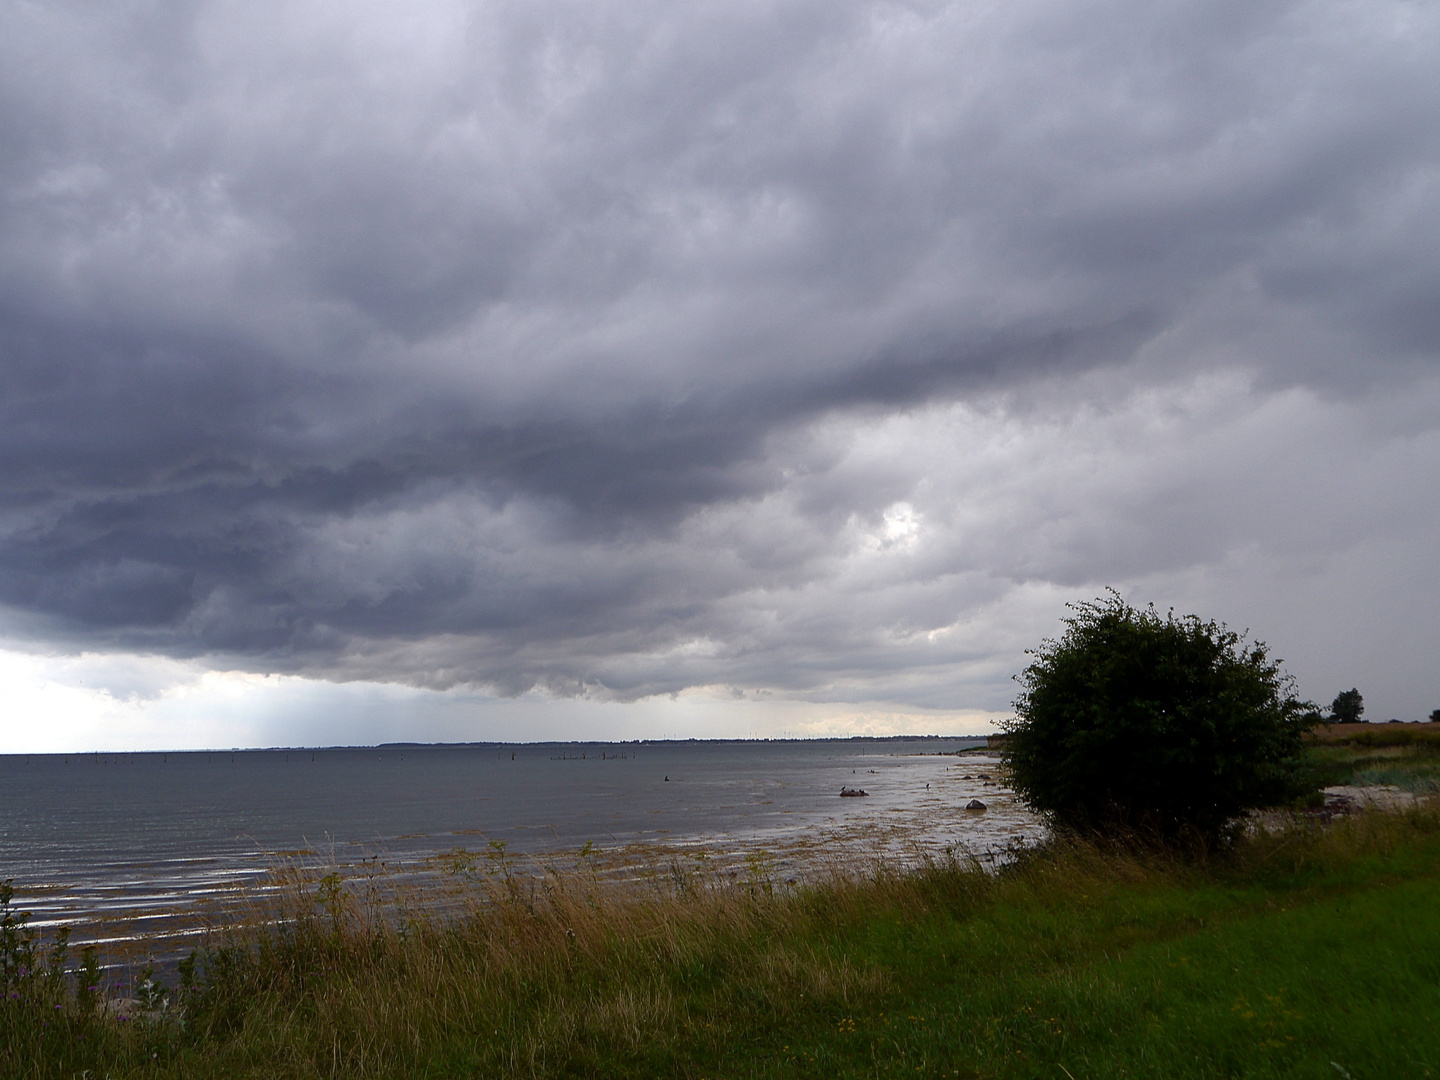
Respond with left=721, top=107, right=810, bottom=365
left=2, top=0, right=1437, bottom=733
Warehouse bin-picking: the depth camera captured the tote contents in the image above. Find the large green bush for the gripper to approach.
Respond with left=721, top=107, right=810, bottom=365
left=1002, top=593, right=1313, bottom=839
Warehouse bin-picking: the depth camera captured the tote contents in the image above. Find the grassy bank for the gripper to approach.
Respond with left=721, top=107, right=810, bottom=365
left=5, top=787, right=1439, bottom=1079
left=1301, top=724, right=1440, bottom=795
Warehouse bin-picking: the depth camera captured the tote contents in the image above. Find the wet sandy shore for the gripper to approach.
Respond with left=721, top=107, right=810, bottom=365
left=7, top=751, right=1042, bottom=966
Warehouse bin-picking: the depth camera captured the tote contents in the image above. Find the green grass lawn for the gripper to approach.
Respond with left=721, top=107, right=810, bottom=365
left=5, top=797, right=1438, bottom=1079
left=750, top=854, right=1439, bottom=1080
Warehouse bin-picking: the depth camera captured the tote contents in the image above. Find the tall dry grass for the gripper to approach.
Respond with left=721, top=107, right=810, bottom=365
left=7, top=801, right=1438, bottom=1079
left=168, top=827, right=1246, bottom=1076
left=171, top=841, right=980, bottom=1076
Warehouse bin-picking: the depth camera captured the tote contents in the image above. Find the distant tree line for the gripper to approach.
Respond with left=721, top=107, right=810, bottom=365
left=1322, top=689, right=1439, bottom=724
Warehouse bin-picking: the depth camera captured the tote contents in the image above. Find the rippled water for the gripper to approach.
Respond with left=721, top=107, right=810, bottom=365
left=1, top=738, right=1040, bottom=953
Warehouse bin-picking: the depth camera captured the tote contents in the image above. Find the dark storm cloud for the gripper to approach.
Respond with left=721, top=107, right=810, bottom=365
left=1, top=0, right=1437, bottom=704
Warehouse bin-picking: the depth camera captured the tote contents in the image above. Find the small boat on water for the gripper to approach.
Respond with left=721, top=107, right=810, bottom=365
left=839, top=786, right=869, bottom=797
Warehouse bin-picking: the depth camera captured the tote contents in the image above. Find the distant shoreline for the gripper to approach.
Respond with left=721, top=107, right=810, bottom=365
left=1, top=733, right=1004, bottom=758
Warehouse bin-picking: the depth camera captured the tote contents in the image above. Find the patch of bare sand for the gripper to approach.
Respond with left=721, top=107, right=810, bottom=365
left=1250, top=784, right=1430, bottom=832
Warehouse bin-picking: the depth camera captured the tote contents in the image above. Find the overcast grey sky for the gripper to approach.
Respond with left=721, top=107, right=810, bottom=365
left=1, top=0, right=1437, bottom=750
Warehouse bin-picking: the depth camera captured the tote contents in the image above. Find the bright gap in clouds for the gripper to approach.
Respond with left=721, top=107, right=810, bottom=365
left=6, top=366, right=1437, bottom=753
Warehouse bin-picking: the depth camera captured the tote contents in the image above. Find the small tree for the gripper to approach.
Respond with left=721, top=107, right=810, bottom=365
left=1002, top=592, right=1313, bottom=840
left=1330, top=689, right=1364, bottom=725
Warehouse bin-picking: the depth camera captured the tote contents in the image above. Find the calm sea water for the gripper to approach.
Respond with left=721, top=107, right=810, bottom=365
left=1, top=738, right=1038, bottom=950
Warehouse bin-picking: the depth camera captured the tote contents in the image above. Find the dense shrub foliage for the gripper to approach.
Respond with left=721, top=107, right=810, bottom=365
left=1003, top=593, right=1313, bottom=838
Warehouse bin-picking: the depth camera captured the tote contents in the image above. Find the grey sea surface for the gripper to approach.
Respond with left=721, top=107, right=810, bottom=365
left=0, top=737, right=1039, bottom=954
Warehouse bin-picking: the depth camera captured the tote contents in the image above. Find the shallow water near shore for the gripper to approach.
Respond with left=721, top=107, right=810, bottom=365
left=1, top=737, right=1039, bottom=954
